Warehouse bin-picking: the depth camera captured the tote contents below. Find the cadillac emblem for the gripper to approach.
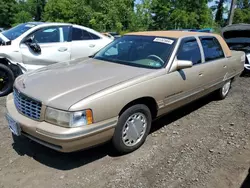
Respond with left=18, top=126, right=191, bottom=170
left=22, top=80, right=26, bottom=89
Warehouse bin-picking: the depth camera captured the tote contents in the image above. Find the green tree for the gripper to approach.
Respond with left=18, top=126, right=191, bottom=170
left=27, top=0, right=46, bottom=21
left=233, top=8, right=250, bottom=23
left=13, top=11, right=33, bottom=25
left=150, top=0, right=213, bottom=30
left=15, top=0, right=46, bottom=21
left=214, top=0, right=226, bottom=26
left=237, top=0, right=250, bottom=8
left=43, top=0, right=75, bottom=23
left=150, top=0, right=172, bottom=29
left=43, top=0, right=135, bottom=32
left=233, top=0, right=250, bottom=23
left=0, top=0, right=17, bottom=28
left=130, top=0, right=153, bottom=31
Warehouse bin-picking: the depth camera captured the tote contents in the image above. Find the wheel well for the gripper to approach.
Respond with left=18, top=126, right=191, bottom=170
left=0, top=58, right=9, bottom=66
left=119, top=97, right=158, bottom=119
left=0, top=58, right=22, bottom=77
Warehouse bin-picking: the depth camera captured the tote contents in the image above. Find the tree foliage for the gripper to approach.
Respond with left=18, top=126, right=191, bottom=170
left=13, top=11, right=33, bottom=26
left=131, top=0, right=153, bottom=31
left=2, top=0, right=250, bottom=32
left=27, top=0, right=46, bottom=21
left=0, top=0, right=17, bottom=28
left=43, top=0, right=134, bottom=32
left=234, top=0, right=250, bottom=23
left=215, top=0, right=226, bottom=25
left=151, top=0, right=213, bottom=30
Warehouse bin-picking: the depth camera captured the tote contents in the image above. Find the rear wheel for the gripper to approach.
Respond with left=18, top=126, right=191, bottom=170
left=0, top=64, right=15, bottom=97
left=216, top=79, right=232, bottom=100
left=112, top=104, right=152, bottom=154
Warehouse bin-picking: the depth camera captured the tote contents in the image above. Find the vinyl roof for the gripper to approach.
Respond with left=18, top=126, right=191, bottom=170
left=126, top=31, right=218, bottom=38
left=126, top=31, right=232, bottom=57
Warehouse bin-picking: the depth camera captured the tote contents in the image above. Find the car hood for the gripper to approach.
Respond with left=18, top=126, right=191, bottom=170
left=15, top=58, right=155, bottom=110
left=221, top=24, right=250, bottom=52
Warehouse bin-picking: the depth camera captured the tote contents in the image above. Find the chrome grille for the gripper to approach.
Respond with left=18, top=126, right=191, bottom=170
left=13, top=88, right=42, bottom=120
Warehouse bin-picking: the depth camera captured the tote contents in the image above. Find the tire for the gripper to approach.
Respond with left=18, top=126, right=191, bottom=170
left=12, top=133, right=24, bottom=143
left=0, top=64, right=15, bottom=97
left=112, top=104, right=152, bottom=154
left=241, top=69, right=250, bottom=77
left=216, top=79, right=232, bottom=100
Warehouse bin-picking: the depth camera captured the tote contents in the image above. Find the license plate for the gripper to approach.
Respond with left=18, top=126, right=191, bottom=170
left=6, top=114, right=21, bottom=136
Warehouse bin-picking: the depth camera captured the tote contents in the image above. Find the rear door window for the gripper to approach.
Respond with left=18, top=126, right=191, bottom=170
left=177, top=37, right=202, bottom=65
left=200, top=37, right=225, bottom=62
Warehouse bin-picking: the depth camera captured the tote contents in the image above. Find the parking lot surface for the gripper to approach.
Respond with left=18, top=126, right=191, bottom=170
left=0, top=77, right=249, bottom=188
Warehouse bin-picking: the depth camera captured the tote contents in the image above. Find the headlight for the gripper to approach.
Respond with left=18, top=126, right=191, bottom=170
left=45, top=107, right=93, bottom=127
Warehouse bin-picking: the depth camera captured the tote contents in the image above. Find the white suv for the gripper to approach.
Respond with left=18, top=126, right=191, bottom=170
left=0, top=22, right=113, bottom=96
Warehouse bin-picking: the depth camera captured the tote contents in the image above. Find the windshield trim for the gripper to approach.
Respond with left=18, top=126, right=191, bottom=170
left=93, top=35, right=177, bottom=69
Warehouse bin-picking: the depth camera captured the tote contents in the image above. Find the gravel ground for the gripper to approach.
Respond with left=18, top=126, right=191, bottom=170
left=0, top=77, right=249, bottom=188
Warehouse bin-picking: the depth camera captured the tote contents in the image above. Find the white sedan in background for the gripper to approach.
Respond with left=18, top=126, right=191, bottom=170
left=0, top=22, right=113, bottom=96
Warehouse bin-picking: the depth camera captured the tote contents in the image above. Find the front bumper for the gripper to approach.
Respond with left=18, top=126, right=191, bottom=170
left=6, top=95, right=118, bottom=152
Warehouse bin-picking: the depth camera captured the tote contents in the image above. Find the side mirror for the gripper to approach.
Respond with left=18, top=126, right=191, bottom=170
left=29, top=43, right=41, bottom=53
left=176, top=60, right=193, bottom=70
left=24, top=36, right=41, bottom=53
left=23, top=37, right=33, bottom=45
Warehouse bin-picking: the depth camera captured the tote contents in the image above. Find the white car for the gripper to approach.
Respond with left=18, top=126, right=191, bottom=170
left=0, top=22, right=113, bottom=96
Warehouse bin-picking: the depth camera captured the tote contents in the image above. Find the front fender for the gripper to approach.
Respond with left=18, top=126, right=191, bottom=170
left=69, top=72, right=167, bottom=122
left=0, top=56, right=26, bottom=76
left=0, top=43, right=22, bottom=66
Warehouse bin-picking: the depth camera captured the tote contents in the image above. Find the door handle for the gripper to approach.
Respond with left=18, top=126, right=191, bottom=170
left=89, top=44, right=96, bottom=48
left=58, top=47, right=68, bottom=52
left=223, top=65, right=227, bottom=68
left=199, top=73, right=203, bottom=77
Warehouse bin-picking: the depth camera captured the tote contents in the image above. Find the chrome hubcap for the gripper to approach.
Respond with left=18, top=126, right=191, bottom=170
left=222, top=80, right=231, bottom=96
left=122, top=113, right=147, bottom=147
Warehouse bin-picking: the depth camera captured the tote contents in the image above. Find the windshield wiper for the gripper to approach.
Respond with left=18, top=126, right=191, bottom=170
left=95, top=57, right=130, bottom=65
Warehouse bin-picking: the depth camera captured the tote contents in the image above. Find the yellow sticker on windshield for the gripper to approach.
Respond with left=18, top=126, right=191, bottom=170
left=153, top=38, right=174, bottom=45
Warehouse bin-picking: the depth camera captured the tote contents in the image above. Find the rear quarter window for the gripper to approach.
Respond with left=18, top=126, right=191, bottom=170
left=72, top=28, right=92, bottom=40
left=89, top=32, right=100, bottom=39
left=200, top=37, right=225, bottom=62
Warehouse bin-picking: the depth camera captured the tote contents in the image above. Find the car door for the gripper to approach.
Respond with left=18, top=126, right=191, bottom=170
left=70, top=26, right=104, bottom=59
left=198, top=36, right=228, bottom=91
left=161, top=37, right=205, bottom=113
left=20, top=26, right=71, bottom=71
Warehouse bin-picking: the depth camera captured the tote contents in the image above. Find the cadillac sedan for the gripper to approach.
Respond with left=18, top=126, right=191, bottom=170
left=6, top=31, right=245, bottom=154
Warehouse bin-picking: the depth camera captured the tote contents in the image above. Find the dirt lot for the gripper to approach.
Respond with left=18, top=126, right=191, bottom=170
left=0, top=77, right=249, bottom=188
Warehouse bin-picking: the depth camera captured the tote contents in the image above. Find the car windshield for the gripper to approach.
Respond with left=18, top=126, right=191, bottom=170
left=2, top=23, right=37, bottom=40
left=94, top=35, right=176, bottom=69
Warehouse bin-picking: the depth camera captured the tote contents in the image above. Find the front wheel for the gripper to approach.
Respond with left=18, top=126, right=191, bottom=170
left=0, top=64, right=15, bottom=97
left=112, top=104, right=152, bottom=154
left=216, top=79, right=232, bottom=100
